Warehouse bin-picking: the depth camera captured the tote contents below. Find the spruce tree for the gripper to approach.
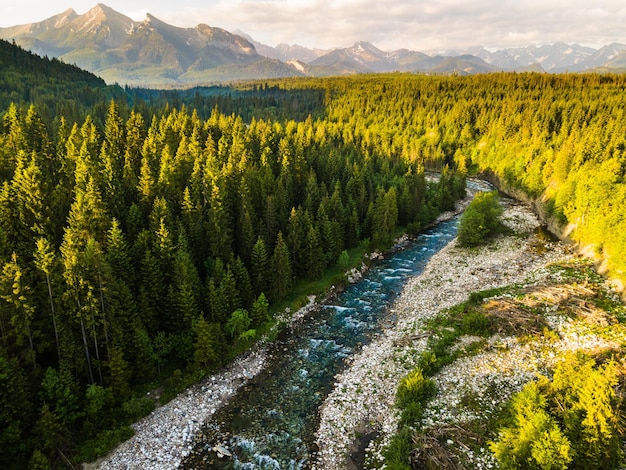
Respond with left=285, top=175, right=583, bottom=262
left=270, top=231, right=292, bottom=302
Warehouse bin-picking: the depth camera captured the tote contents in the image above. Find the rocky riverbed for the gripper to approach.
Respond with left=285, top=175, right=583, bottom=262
left=88, top=296, right=329, bottom=470
left=90, top=184, right=573, bottom=470
left=313, top=199, right=572, bottom=469
left=88, top=348, right=267, bottom=469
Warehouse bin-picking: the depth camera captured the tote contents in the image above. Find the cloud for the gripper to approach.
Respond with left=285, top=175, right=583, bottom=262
left=133, top=0, right=626, bottom=51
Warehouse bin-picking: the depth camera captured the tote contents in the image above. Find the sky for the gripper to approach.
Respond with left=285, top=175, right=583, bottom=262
left=0, top=0, right=624, bottom=52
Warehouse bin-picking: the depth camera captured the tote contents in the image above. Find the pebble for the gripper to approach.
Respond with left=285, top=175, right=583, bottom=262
left=88, top=297, right=322, bottom=470
left=313, top=196, right=571, bottom=469
left=90, top=348, right=267, bottom=469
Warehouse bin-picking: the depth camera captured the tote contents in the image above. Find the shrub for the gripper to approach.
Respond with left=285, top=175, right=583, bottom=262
left=396, top=367, right=436, bottom=409
left=399, top=401, right=424, bottom=427
left=417, top=350, right=438, bottom=375
left=457, top=190, right=504, bottom=247
left=490, top=354, right=623, bottom=470
left=384, top=427, right=413, bottom=470
left=337, top=249, right=350, bottom=270
left=122, top=396, right=155, bottom=422
left=490, top=381, right=572, bottom=470
left=78, top=426, right=134, bottom=463
left=461, top=310, right=491, bottom=336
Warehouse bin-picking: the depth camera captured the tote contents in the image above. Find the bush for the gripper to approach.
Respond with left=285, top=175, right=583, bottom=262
left=490, top=354, right=623, bottom=470
left=122, top=396, right=155, bottom=422
left=417, top=350, right=438, bottom=375
left=467, top=286, right=507, bottom=306
left=384, top=427, right=414, bottom=470
left=399, top=401, right=424, bottom=427
left=396, top=367, right=436, bottom=409
left=461, top=311, right=491, bottom=336
left=490, top=381, right=572, bottom=470
left=337, top=250, right=350, bottom=270
left=457, top=190, right=503, bottom=247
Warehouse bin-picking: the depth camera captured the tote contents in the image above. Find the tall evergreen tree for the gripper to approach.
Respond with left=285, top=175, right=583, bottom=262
left=270, top=231, right=292, bottom=302
left=0, top=252, right=36, bottom=368
left=250, top=237, right=270, bottom=297
left=33, top=238, right=61, bottom=363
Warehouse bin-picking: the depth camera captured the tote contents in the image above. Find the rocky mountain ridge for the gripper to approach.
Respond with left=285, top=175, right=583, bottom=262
left=1, top=3, right=625, bottom=85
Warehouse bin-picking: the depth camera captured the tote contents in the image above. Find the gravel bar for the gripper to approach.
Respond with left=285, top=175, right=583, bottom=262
left=89, top=185, right=559, bottom=470
left=313, top=199, right=571, bottom=469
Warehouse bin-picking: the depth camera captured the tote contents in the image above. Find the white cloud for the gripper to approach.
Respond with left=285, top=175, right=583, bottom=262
left=151, top=0, right=625, bottom=51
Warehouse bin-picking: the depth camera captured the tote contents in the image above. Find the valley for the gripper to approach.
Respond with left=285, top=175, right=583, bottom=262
left=0, top=33, right=625, bottom=470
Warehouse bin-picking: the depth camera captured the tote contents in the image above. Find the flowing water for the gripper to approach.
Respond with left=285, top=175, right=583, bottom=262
left=183, top=182, right=492, bottom=469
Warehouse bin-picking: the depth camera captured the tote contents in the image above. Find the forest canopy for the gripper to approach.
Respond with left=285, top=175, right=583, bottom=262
left=1, top=38, right=626, bottom=468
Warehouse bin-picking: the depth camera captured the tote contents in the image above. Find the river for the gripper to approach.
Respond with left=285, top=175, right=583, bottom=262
left=182, top=182, right=491, bottom=469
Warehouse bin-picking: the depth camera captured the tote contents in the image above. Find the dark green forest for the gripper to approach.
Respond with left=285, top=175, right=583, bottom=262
left=0, top=39, right=465, bottom=468
left=1, top=38, right=626, bottom=469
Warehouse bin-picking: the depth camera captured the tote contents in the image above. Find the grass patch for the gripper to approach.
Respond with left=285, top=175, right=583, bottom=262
left=271, top=243, right=369, bottom=316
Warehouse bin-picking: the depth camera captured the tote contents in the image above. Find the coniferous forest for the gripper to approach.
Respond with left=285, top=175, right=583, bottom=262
left=1, top=38, right=626, bottom=468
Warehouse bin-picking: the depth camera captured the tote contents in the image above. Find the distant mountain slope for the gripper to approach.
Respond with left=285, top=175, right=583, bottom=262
left=471, top=42, right=626, bottom=72
left=1, top=4, right=625, bottom=84
left=235, top=30, right=326, bottom=63
left=307, top=42, right=499, bottom=75
left=0, top=3, right=300, bottom=85
left=255, top=39, right=626, bottom=75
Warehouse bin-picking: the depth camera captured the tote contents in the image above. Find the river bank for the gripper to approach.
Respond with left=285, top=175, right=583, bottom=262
left=313, top=198, right=573, bottom=469
left=87, top=183, right=482, bottom=469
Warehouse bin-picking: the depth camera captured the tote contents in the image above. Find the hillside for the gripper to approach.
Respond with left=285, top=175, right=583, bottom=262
left=0, top=38, right=123, bottom=125
left=0, top=4, right=295, bottom=86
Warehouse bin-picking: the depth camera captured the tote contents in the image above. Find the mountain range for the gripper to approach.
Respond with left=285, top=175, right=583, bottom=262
left=1, top=3, right=625, bottom=86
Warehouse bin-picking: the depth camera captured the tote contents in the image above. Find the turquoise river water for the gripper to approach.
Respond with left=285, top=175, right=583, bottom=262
left=182, top=184, right=489, bottom=469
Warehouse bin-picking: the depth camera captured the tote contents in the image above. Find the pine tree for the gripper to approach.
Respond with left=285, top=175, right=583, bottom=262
left=0, top=182, right=15, bottom=260
left=207, top=180, right=232, bottom=259
left=39, top=366, right=80, bottom=432
left=107, top=346, right=130, bottom=401
left=305, top=223, right=324, bottom=280
left=207, top=278, right=228, bottom=324
left=122, top=111, right=146, bottom=197
left=287, top=207, right=309, bottom=278
left=60, top=178, right=110, bottom=384
left=0, top=252, right=37, bottom=368
left=33, top=238, right=61, bottom=363
left=220, top=267, right=241, bottom=318
left=24, top=105, right=51, bottom=158
left=250, top=293, right=270, bottom=326
left=137, top=153, right=156, bottom=209
left=173, top=238, right=202, bottom=328
left=372, top=186, right=398, bottom=249
left=35, top=403, right=71, bottom=463
left=11, top=150, right=49, bottom=251
left=231, top=257, right=254, bottom=310
left=0, top=352, right=32, bottom=468
left=192, top=315, right=220, bottom=370
left=128, top=321, right=156, bottom=383
left=1, top=103, right=26, bottom=173
left=270, top=231, right=292, bottom=302
left=250, top=237, right=270, bottom=297
left=138, top=249, right=164, bottom=332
